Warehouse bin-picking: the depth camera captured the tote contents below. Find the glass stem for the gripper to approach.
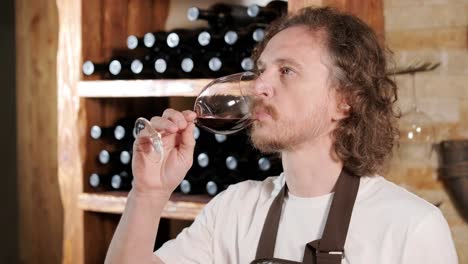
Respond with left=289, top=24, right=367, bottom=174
left=410, top=73, right=418, bottom=111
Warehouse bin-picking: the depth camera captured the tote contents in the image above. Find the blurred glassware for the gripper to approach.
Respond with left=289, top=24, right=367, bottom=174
left=398, top=69, right=436, bottom=162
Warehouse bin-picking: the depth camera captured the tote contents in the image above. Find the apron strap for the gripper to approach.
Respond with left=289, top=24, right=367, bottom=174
left=255, top=183, right=288, bottom=259
left=254, top=169, right=360, bottom=264
left=303, top=169, right=360, bottom=263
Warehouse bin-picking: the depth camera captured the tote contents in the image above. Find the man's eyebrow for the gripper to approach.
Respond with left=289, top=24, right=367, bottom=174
left=275, top=58, right=303, bottom=69
left=256, top=58, right=303, bottom=69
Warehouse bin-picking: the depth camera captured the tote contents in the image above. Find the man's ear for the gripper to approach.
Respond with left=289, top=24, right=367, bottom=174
left=332, top=92, right=350, bottom=121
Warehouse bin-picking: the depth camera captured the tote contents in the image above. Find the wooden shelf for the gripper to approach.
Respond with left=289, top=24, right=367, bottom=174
left=78, top=79, right=213, bottom=98
left=78, top=192, right=211, bottom=220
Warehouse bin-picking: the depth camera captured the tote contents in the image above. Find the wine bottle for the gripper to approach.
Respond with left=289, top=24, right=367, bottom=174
left=224, top=150, right=251, bottom=175
left=253, top=152, right=283, bottom=180
left=205, top=169, right=242, bottom=196
left=88, top=173, right=112, bottom=189
left=154, top=56, right=184, bottom=79
left=187, top=4, right=256, bottom=30
left=113, top=117, right=137, bottom=141
left=179, top=169, right=210, bottom=195
left=127, top=31, right=169, bottom=50
left=206, top=54, right=242, bottom=77
left=178, top=52, right=214, bottom=78
left=97, top=149, right=132, bottom=166
left=129, top=58, right=166, bottom=79
left=111, top=170, right=133, bottom=190
left=166, top=28, right=207, bottom=49
left=119, top=150, right=132, bottom=166
left=90, top=125, right=114, bottom=140
left=197, top=30, right=226, bottom=48
left=105, top=58, right=135, bottom=79
left=90, top=117, right=136, bottom=141
left=126, top=35, right=146, bottom=50
left=82, top=60, right=108, bottom=76
left=143, top=31, right=169, bottom=49
left=195, top=152, right=211, bottom=169
left=246, top=1, right=287, bottom=23
left=225, top=26, right=266, bottom=49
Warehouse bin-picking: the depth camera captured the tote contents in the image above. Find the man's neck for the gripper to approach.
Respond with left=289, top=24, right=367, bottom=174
left=281, top=134, right=343, bottom=197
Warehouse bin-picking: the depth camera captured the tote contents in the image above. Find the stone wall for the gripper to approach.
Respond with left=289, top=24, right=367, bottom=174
left=383, top=0, right=468, bottom=261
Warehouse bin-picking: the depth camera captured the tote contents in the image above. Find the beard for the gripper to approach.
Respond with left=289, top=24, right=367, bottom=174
left=249, top=99, right=331, bottom=153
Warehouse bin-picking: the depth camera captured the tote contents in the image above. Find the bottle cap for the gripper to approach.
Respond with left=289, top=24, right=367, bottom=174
left=126, top=35, right=138, bottom=50
left=253, top=28, right=265, bottom=42
left=154, top=58, right=167, bottom=73
left=247, top=4, right=260, bottom=17
left=82, top=61, right=95, bottom=76
left=114, top=125, right=126, bottom=140
left=241, top=58, right=254, bottom=71
left=258, top=157, right=271, bottom=171
left=89, top=173, right=100, bottom=188
left=226, top=156, right=238, bottom=170
left=131, top=59, right=143, bottom=74
left=90, top=125, right=102, bottom=139
left=198, top=31, right=211, bottom=46
left=109, top=60, right=122, bottom=75
left=206, top=181, right=218, bottom=196
left=167, top=32, right=180, bottom=48
left=111, top=174, right=121, bottom=189
left=208, top=57, right=222, bottom=72
left=187, top=7, right=200, bottom=21
left=181, top=58, right=194, bottom=73
left=180, top=180, right=191, bottom=194
left=143, top=32, right=156, bottom=48
left=215, top=134, right=227, bottom=143
left=120, top=151, right=131, bottom=165
left=98, top=150, right=110, bottom=164
left=224, top=30, right=238, bottom=45
left=193, top=126, right=200, bottom=140
left=197, top=153, right=209, bottom=168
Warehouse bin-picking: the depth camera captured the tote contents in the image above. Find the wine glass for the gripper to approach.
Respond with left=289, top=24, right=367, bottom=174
left=133, top=71, right=259, bottom=161
left=398, top=73, right=435, bottom=162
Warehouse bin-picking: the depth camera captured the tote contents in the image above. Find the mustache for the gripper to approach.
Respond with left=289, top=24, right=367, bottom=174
left=252, top=99, right=278, bottom=120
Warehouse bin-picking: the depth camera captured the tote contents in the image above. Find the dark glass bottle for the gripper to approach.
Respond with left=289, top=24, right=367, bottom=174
left=179, top=169, right=210, bottom=195
left=205, top=169, right=242, bottom=196
left=89, top=125, right=114, bottom=140
left=246, top=1, right=288, bottom=23
left=88, top=173, right=112, bottom=190
left=126, top=31, right=169, bottom=50
left=82, top=60, right=109, bottom=77
left=166, top=28, right=207, bottom=49
left=187, top=4, right=256, bottom=30
left=111, top=170, right=133, bottom=190
left=252, top=152, right=283, bottom=181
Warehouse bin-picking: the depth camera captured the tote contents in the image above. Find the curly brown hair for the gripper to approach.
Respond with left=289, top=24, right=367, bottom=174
left=252, top=6, right=399, bottom=176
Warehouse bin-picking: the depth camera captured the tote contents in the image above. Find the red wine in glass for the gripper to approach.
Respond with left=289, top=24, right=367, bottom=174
left=196, top=116, right=254, bottom=134
left=134, top=71, right=259, bottom=159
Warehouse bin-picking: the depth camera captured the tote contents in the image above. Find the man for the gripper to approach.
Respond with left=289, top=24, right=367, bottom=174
left=105, top=7, right=458, bottom=264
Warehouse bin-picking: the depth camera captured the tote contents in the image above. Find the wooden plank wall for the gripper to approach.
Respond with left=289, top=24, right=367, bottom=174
left=288, top=0, right=385, bottom=45
left=60, top=0, right=171, bottom=263
left=15, top=0, right=63, bottom=263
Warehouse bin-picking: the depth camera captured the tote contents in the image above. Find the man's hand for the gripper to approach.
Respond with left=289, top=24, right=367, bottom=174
left=132, top=109, right=197, bottom=196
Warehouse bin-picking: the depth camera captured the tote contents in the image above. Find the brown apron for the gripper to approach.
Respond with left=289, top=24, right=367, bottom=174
left=251, top=169, right=360, bottom=264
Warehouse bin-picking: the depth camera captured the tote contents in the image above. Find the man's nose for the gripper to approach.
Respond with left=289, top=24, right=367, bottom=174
left=253, top=72, right=273, bottom=98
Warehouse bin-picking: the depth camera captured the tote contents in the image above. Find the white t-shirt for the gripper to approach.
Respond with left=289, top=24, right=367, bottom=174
left=155, top=174, right=458, bottom=263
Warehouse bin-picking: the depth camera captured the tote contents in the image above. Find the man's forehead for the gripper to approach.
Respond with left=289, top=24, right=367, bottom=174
left=257, top=26, right=326, bottom=67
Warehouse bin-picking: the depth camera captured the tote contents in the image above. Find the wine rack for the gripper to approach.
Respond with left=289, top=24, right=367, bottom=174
left=55, top=0, right=384, bottom=262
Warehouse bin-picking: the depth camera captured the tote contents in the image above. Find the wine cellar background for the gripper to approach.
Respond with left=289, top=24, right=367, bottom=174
left=14, top=0, right=468, bottom=263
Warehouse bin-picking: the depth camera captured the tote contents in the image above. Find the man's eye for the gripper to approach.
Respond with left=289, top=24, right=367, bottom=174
left=280, top=67, right=293, bottom=75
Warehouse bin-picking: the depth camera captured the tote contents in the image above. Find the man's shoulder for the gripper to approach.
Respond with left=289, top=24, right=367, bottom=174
left=358, top=175, right=441, bottom=223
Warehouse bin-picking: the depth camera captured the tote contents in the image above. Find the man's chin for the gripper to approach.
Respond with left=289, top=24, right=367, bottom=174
left=250, top=129, right=283, bottom=154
